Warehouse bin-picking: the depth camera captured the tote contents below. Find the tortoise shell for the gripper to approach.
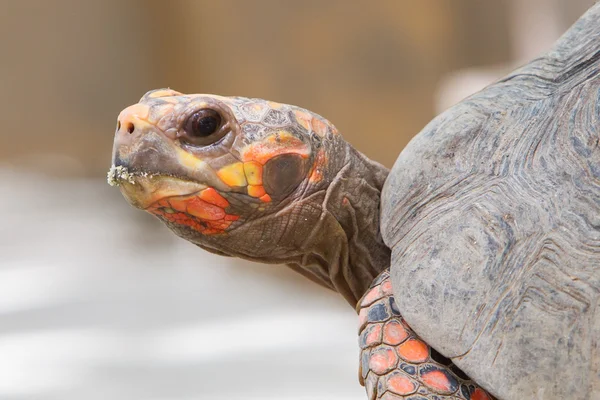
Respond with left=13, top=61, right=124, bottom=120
left=381, top=5, right=600, bottom=399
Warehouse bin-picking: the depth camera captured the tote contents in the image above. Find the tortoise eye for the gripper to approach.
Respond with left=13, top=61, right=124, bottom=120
left=181, top=109, right=225, bottom=145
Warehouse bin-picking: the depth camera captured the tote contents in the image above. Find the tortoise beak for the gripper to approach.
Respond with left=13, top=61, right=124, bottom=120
left=109, top=104, right=208, bottom=209
left=107, top=166, right=206, bottom=210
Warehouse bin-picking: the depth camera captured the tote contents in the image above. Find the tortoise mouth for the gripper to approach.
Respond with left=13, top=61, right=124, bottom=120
left=107, top=164, right=241, bottom=235
left=107, top=164, right=209, bottom=210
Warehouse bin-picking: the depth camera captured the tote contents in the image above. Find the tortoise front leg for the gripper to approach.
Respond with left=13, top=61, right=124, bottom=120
left=357, top=270, right=494, bottom=400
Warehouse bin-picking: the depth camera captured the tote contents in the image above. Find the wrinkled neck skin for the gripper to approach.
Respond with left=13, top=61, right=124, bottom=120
left=292, top=140, right=391, bottom=306
left=188, top=135, right=391, bottom=307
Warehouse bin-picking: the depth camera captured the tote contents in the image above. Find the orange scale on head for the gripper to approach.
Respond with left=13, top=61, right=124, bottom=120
left=248, top=185, right=266, bottom=198
left=293, top=110, right=312, bottom=131
left=168, top=198, right=189, bottom=213
left=309, top=149, right=327, bottom=183
left=199, top=187, right=229, bottom=208
left=311, top=118, right=328, bottom=137
left=187, top=197, right=226, bottom=220
left=241, top=132, right=311, bottom=165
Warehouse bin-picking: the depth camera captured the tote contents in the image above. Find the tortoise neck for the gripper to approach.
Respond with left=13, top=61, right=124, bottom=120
left=289, top=141, right=391, bottom=307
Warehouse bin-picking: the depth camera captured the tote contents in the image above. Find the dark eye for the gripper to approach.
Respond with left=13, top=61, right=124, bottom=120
left=181, top=109, right=225, bottom=145
left=190, top=109, right=221, bottom=136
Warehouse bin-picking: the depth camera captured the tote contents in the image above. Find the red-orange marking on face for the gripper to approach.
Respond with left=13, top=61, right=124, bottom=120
left=383, top=320, right=409, bottom=345
left=293, top=110, right=312, bottom=131
left=369, top=346, right=398, bottom=375
left=309, top=149, right=326, bottom=183
left=241, top=132, right=310, bottom=164
left=471, top=388, right=491, bottom=400
left=199, top=188, right=230, bottom=208
left=311, top=118, right=328, bottom=137
left=421, top=370, right=454, bottom=393
left=386, top=373, right=416, bottom=395
left=187, top=197, right=226, bottom=220
left=248, top=185, right=266, bottom=198
left=147, top=188, right=239, bottom=235
left=397, top=339, right=429, bottom=363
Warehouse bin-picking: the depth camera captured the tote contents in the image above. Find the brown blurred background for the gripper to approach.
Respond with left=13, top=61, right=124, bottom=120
left=0, top=1, right=595, bottom=399
left=2, top=0, right=593, bottom=174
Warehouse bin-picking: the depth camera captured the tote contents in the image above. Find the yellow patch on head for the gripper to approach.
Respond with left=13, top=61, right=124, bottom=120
left=243, top=161, right=263, bottom=185
left=177, top=148, right=207, bottom=170
left=217, top=162, right=247, bottom=187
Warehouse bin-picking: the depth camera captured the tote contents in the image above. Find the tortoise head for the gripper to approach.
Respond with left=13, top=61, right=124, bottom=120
left=109, top=88, right=341, bottom=261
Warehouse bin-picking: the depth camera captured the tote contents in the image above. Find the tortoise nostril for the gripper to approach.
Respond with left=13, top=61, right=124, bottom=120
left=117, top=120, right=121, bottom=131
left=126, top=122, right=135, bottom=134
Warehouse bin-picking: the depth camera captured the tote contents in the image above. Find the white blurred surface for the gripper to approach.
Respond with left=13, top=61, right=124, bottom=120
left=0, top=171, right=363, bottom=400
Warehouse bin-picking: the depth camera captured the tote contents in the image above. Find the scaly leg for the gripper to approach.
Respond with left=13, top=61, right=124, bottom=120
left=357, top=270, right=494, bottom=400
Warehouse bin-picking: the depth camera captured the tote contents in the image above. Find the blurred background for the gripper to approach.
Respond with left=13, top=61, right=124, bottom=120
left=0, top=1, right=595, bottom=399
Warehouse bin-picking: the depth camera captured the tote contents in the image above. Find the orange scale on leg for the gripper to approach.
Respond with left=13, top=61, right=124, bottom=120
left=358, top=308, right=369, bottom=332
left=360, top=324, right=382, bottom=348
left=419, top=367, right=458, bottom=395
left=397, top=339, right=429, bottom=363
left=381, top=280, right=393, bottom=296
left=224, top=214, right=239, bottom=221
left=361, top=285, right=383, bottom=307
left=259, top=194, right=271, bottom=203
left=471, top=388, right=492, bottom=400
left=368, top=346, right=398, bottom=375
left=386, top=372, right=417, bottom=395
left=383, top=320, right=409, bottom=346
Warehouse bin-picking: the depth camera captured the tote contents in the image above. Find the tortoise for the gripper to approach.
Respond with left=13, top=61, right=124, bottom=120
left=108, top=5, right=600, bottom=399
